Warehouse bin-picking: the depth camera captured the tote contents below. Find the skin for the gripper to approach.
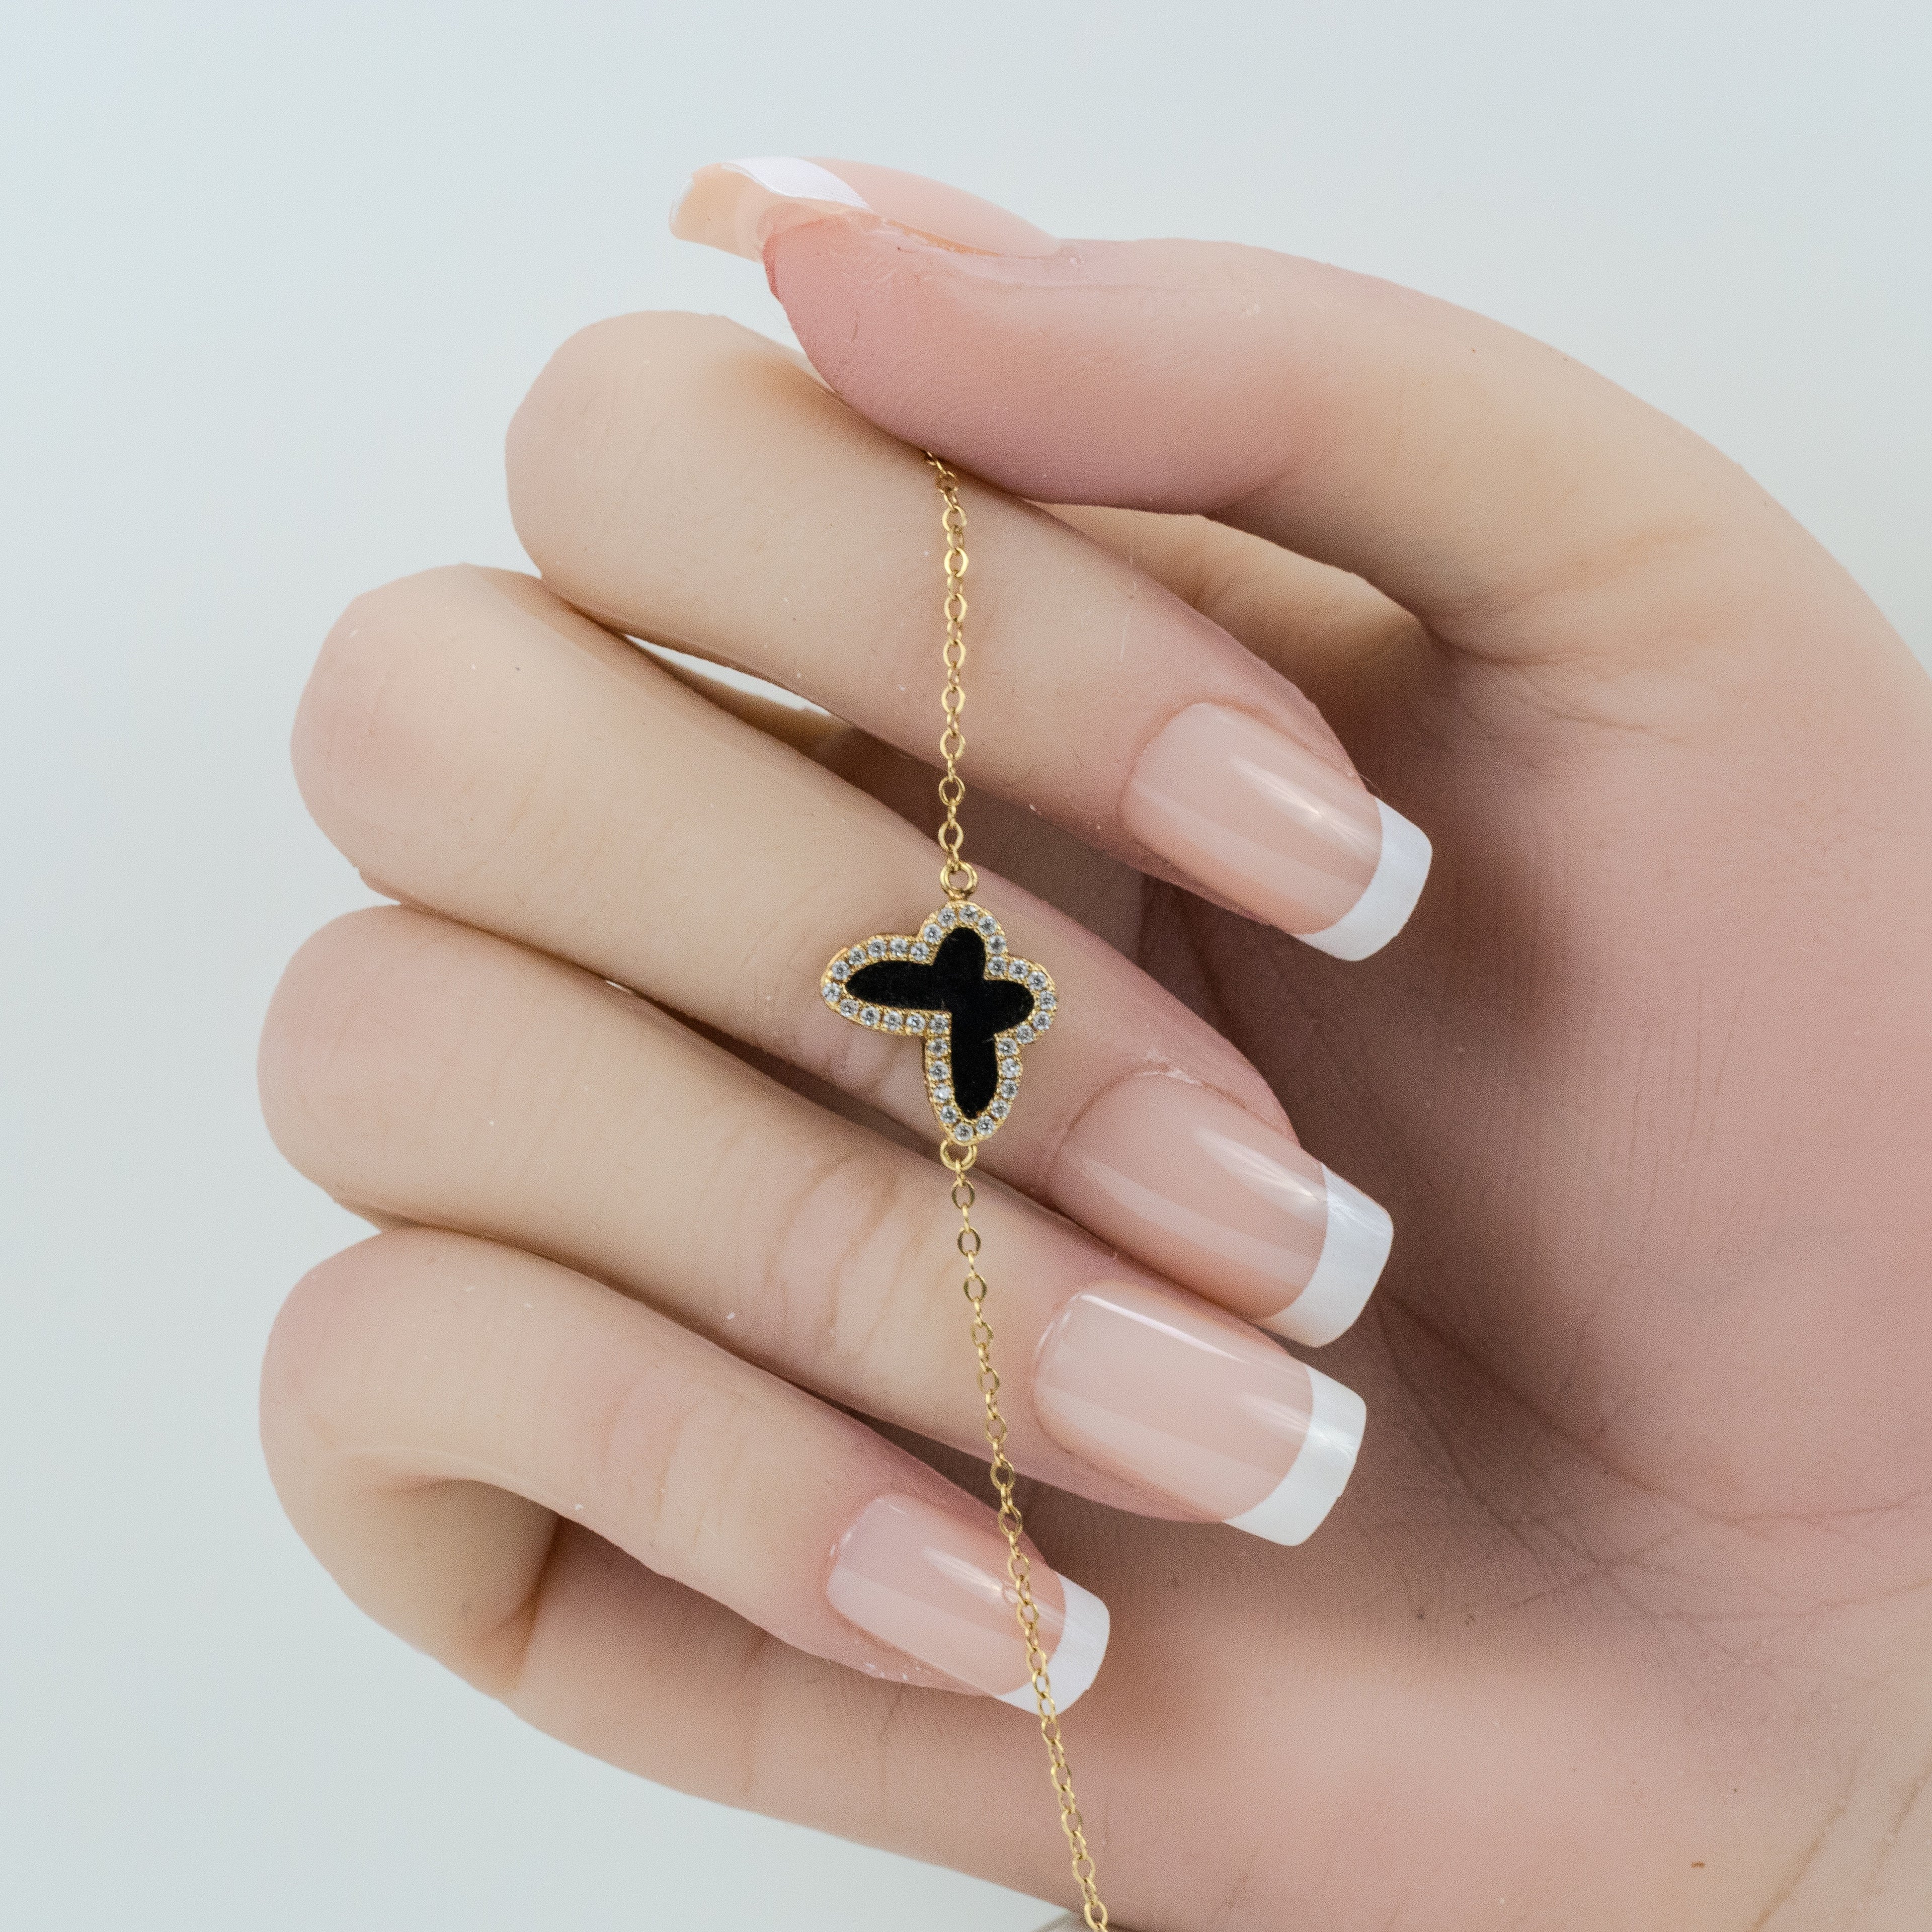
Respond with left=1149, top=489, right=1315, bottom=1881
left=258, top=198, right=1932, bottom=1929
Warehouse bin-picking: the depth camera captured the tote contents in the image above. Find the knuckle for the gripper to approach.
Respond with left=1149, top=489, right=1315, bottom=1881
left=517, top=310, right=780, bottom=453
left=296, top=565, right=600, bottom=911
left=507, top=310, right=812, bottom=576
left=260, top=1227, right=451, bottom=1459
left=292, top=563, right=496, bottom=844
left=582, top=1348, right=762, bottom=1573
left=258, top=906, right=475, bottom=1186
left=758, top=1142, right=940, bottom=1386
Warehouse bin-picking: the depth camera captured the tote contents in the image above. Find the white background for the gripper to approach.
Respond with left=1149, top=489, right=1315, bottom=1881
left=3, top=4, right=1927, bottom=1926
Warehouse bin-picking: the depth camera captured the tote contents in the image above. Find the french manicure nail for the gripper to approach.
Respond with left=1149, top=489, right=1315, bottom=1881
left=672, top=157, right=1060, bottom=263
left=1033, top=1281, right=1365, bottom=1545
left=826, top=1493, right=1109, bottom=1709
left=1054, top=1074, right=1393, bottom=1346
left=1122, top=703, right=1431, bottom=959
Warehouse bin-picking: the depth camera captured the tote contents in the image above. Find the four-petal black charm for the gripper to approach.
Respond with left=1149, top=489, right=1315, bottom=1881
left=822, top=901, right=1058, bottom=1146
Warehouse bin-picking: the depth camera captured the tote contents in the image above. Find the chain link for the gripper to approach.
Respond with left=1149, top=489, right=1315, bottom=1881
left=942, top=1143, right=1110, bottom=1931
left=927, top=456, right=1109, bottom=1932
left=927, top=455, right=980, bottom=903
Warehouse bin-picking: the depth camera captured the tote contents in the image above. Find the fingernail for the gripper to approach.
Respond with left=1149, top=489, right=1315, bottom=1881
left=671, top=157, right=1060, bottom=262
left=1122, top=704, right=1431, bottom=959
left=826, top=1493, right=1109, bottom=1710
left=1033, top=1281, right=1366, bottom=1545
left=1053, top=1075, right=1393, bottom=1346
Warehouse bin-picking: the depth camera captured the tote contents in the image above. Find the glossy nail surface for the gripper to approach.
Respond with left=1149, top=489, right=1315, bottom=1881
left=1123, top=703, right=1431, bottom=958
left=672, top=157, right=1059, bottom=262
left=826, top=1493, right=1108, bottom=1709
left=1053, top=1075, right=1392, bottom=1345
left=1033, top=1281, right=1365, bottom=1545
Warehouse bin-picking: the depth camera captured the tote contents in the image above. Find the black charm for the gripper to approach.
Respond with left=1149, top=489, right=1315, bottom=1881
left=821, top=900, right=1057, bottom=1147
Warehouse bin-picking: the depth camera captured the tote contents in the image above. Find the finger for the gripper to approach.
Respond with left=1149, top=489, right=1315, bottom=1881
left=673, top=157, right=1820, bottom=668
left=297, top=566, right=1394, bottom=1348
left=260, top=906, right=1367, bottom=1547
left=1042, top=504, right=1421, bottom=723
left=507, top=312, right=1432, bottom=961
left=261, top=1228, right=1110, bottom=1716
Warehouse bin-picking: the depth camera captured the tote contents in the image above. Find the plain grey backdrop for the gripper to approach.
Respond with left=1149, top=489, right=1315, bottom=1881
left=3, top=3, right=1927, bottom=1926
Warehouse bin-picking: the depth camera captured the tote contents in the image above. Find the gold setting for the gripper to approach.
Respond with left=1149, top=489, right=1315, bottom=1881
left=821, top=899, right=1058, bottom=1146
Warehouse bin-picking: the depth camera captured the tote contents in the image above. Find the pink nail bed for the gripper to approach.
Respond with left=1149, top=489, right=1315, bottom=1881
left=1123, top=704, right=1431, bottom=959
left=826, top=1493, right=1109, bottom=1709
left=1054, top=1075, right=1393, bottom=1346
left=1033, top=1280, right=1365, bottom=1545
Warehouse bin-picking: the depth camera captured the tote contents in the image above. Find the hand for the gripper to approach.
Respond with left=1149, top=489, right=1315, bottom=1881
left=258, top=160, right=1932, bottom=1929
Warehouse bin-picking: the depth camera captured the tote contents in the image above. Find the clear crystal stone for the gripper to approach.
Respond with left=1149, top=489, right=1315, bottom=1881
left=823, top=983, right=840, bottom=1004
left=847, top=947, right=864, bottom=965
left=1038, top=992, right=1055, bottom=1010
left=998, top=1079, right=1018, bottom=1099
left=1032, top=1009, right=1052, bottom=1031
left=911, top=942, right=929, bottom=961
left=907, top=1014, right=924, bottom=1032
left=1016, top=1023, right=1035, bottom=1043
left=866, top=940, right=883, bottom=958
left=890, top=937, right=908, bottom=956
left=990, top=1100, right=1009, bottom=1119
left=989, top=934, right=1005, bottom=952
left=883, top=1013, right=901, bottom=1031
left=831, top=961, right=849, bottom=982
left=921, top=924, right=940, bottom=943
left=939, top=1104, right=959, bottom=1123
left=861, top=1007, right=878, bottom=1026
left=840, top=999, right=857, bottom=1017
left=952, top=1123, right=974, bottom=1143
left=1028, top=970, right=1046, bottom=989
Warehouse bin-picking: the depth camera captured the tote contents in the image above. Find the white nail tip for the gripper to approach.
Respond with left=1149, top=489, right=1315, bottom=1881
left=722, top=156, right=871, bottom=210
left=1224, top=1366, right=1366, bottom=1546
left=1261, top=1167, right=1393, bottom=1347
left=1298, top=800, right=1432, bottom=961
left=996, top=1576, right=1110, bottom=1712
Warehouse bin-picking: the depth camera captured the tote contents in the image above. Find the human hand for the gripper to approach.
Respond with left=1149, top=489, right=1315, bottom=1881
left=258, top=160, right=1932, bottom=1928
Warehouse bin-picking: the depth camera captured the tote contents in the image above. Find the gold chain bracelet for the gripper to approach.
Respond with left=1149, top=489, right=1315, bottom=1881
left=817, top=457, right=1109, bottom=1930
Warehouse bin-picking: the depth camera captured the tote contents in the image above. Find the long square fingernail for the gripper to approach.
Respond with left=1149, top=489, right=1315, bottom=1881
left=672, top=157, right=1059, bottom=262
left=1054, top=1074, right=1393, bottom=1345
left=826, top=1493, right=1108, bottom=1709
left=1033, top=1280, right=1365, bottom=1545
left=1122, top=703, right=1430, bottom=958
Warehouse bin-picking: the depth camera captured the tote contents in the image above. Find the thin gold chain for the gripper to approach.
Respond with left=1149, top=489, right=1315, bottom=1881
left=926, top=454, right=1110, bottom=1932
left=928, top=456, right=979, bottom=904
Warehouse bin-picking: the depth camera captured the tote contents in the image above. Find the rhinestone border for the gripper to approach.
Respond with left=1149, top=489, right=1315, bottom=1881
left=820, top=901, right=1058, bottom=1146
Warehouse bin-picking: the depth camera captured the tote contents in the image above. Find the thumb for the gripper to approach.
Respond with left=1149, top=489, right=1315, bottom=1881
left=672, top=156, right=1773, bottom=658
